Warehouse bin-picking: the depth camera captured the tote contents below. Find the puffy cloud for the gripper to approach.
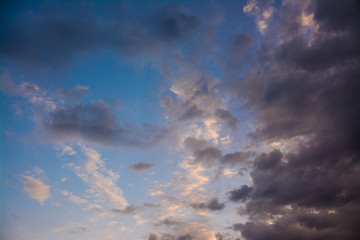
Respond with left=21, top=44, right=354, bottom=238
left=129, top=162, right=157, bottom=173
left=21, top=176, right=50, bottom=205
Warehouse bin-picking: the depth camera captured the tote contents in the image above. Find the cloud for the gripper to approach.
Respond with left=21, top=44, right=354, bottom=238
left=228, top=0, right=360, bottom=238
left=59, top=146, right=77, bottom=156
left=161, top=71, right=238, bottom=132
left=243, top=0, right=275, bottom=34
left=67, top=193, right=88, bottom=205
left=68, top=226, right=87, bottom=234
left=183, top=137, right=221, bottom=167
left=228, top=185, right=253, bottom=202
left=152, top=219, right=217, bottom=240
left=44, top=100, right=173, bottom=148
left=226, top=33, right=254, bottom=73
left=191, top=198, right=225, bottom=211
left=72, top=146, right=128, bottom=210
left=111, top=205, right=137, bottom=215
left=129, top=162, right=157, bottom=173
left=221, top=151, right=251, bottom=166
left=0, top=3, right=201, bottom=69
left=56, top=85, right=91, bottom=99
left=21, top=176, right=50, bottom=205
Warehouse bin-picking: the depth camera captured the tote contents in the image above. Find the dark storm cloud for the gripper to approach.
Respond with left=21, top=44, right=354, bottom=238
left=191, top=198, right=225, bottom=211
left=233, top=208, right=360, bottom=240
left=228, top=0, right=360, bottom=239
left=0, top=3, right=201, bottom=69
left=183, top=137, right=222, bottom=167
left=44, top=100, right=173, bottom=148
left=129, top=162, right=157, bottom=173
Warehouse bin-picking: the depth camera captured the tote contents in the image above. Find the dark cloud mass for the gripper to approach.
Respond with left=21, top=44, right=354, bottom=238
left=229, top=0, right=360, bottom=239
left=0, top=3, right=201, bottom=69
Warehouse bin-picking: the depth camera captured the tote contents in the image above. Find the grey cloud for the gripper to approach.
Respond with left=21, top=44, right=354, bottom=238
left=233, top=208, right=360, bottom=240
left=221, top=151, right=251, bottom=165
left=44, top=100, right=173, bottom=148
left=183, top=137, right=222, bottom=167
left=215, top=233, right=224, bottom=240
left=148, top=233, right=158, bottom=240
left=144, top=202, right=161, bottom=208
left=111, top=205, right=137, bottom=215
left=214, top=109, right=238, bottom=130
left=191, top=198, right=225, bottom=211
left=129, top=162, right=157, bottom=173
left=179, top=105, right=206, bottom=122
left=177, top=234, right=192, bottom=240
left=68, top=226, right=87, bottom=234
left=228, top=185, right=253, bottom=202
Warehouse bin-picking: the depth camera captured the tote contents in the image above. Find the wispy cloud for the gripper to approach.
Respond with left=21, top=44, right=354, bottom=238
left=72, top=145, right=128, bottom=210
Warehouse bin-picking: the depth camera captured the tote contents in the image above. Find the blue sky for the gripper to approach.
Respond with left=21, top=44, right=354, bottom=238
left=1, top=0, right=360, bottom=240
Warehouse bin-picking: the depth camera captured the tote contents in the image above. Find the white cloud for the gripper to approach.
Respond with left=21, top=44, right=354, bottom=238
left=59, top=146, right=77, bottom=156
left=21, top=176, right=50, bottom=205
left=68, top=194, right=88, bottom=204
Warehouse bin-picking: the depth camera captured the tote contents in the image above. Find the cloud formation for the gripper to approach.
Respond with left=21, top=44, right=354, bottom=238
left=21, top=176, right=50, bottom=205
left=228, top=0, right=360, bottom=239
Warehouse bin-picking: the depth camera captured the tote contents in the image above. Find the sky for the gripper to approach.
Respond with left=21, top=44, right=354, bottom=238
left=1, top=0, right=360, bottom=239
